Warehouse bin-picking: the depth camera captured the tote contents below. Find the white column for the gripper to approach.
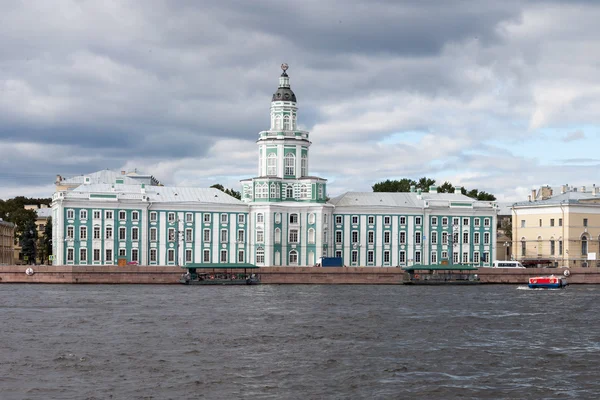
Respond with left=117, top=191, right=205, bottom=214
left=159, top=212, right=166, bottom=265
left=408, top=216, right=414, bottom=266
left=376, top=215, right=383, bottom=266
left=295, top=144, right=302, bottom=179
left=141, top=206, right=148, bottom=266
left=360, top=215, right=367, bottom=266
left=277, top=143, right=284, bottom=179
left=194, top=213, right=202, bottom=263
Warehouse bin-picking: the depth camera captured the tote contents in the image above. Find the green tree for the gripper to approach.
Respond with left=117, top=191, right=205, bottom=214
left=20, top=219, right=37, bottom=264
left=40, top=218, right=52, bottom=265
left=372, top=178, right=417, bottom=192
left=437, top=181, right=455, bottom=193
left=373, top=178, right=497, bottom=200
left=416, top=177, right=436, bottom=191
left=210, top=184, right=241, bottom=200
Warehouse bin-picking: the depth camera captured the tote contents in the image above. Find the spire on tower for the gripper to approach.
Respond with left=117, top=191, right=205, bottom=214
left=273, top=63, right=295, bottom=101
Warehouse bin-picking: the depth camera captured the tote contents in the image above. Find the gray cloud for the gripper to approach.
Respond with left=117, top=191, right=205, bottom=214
left=1, top=1, right=600, bottom=202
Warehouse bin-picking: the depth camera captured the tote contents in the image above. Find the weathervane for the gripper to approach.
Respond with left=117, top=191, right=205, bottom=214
left=281, top=63, right=289, bottom=72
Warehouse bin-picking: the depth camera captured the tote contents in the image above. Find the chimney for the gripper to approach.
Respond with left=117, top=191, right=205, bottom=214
left=541, top=186, right=553, bottom=200
left=121, top=170, right=126, bottom=175
left=561, top=184, right=568, bottom=194
left=528, top=195, right=531, bottom=202
left=531, top=188, right=537, bottom=201
left=581, top=186, right=586, bottom=193
left=410, top=185, right=415, bottom=193
left=55, top=174, right=62, bottom=184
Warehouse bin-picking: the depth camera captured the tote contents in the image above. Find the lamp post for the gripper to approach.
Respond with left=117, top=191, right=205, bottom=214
left=29, top=229, right=36, bottom=265
left=503, top=241, right=511, bottom=261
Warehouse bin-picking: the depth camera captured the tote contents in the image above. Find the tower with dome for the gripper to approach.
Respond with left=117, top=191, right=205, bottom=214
left=241, top=64, right=333, bottom=266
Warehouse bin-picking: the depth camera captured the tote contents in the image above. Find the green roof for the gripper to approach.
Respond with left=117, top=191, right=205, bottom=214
left=402, top=265, right=479, bottom=271
left=181, top=263, right=258, bottom=269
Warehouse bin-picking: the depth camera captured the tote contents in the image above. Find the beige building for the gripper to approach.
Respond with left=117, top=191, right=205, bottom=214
left=512, top=185, right=600, bottom=268
left=1, top=218, right=15, bottom=265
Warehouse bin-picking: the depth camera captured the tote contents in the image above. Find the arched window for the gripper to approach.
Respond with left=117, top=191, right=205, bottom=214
left=289, top=250, right=298, bottom=265
left=300, top=184, right=308, bottom=198
left=308, top=228, right=315, bottom=244
left=270, top=183, right=277, bottom=199
left=301, top=154, right=308, bottom=177
left=284, top=153, right=295, bottom=176
left=275, top=115, right=281, bottom=130
left=267, top=153, right=277, bottom=176
left=262, top=183, right=268, bottom=198
left=276, top=183, right=281, bottom=198
left=283, top=116, right=290, bottom=130
left=582, top=236, right=588, bottom=256
left=291, top=113, right=296, bottom=129
left=286, top=185, right=293, bottom=198
left=257, top=213, right=264, bottom=223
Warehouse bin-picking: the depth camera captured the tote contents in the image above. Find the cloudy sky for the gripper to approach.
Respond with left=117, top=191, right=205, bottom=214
left=1, top=0, right=599, bottom=201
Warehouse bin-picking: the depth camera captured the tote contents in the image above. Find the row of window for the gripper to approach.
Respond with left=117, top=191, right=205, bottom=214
left=65, top=248, right=246, bottom=264
left=334, top=231, right=491, bottom=245
left=336, top=215, right=491, bottom=227
left=66, top=209, right=246, bottom=224
left=254, top=182, right=324, bottom=200
left=333, top=249, right=491, bottom=265
left=263, top=153, right=308, bottom=177
left=270, top=114, right=296, bottom=131
left=526, top=217, right=594, bottom=228
left=521, top=239, right=567, bottom=256
left=257, top=212, right=323, bottom=225
left=66, top=226, right=138, bottom=241
left=66, top=225, right=248, bottom=244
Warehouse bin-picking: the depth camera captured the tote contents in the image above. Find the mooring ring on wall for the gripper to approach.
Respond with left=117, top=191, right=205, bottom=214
left=25, top=267, right=34, bottom=276
left=563, top=269, right=571, bottom=277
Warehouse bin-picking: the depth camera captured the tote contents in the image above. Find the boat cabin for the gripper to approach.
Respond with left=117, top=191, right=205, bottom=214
left=180, top=263, right=260, bottom=285
left=402, top=265, right=480, bottom=285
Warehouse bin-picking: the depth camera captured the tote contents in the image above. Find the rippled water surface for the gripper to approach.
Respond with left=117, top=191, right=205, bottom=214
left=1, top=284, right=600, bottom=399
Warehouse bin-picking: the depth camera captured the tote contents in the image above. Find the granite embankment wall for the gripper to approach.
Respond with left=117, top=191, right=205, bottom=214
left=0, top=265, right=595, bottom=284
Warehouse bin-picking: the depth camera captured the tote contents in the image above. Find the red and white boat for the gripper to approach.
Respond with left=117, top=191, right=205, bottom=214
left=528, top=275, right=568, bottom=289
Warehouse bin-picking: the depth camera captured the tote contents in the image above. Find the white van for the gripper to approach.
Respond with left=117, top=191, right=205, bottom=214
left=492, top=261, right=526, bottom=268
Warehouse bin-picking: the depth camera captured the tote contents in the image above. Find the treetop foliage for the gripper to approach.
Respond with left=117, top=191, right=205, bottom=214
left=210, top=184, right=241, bottom=200
left=372, top=177, right=496, bottom=201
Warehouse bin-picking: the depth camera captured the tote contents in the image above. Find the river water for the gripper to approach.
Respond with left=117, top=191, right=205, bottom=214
left=1, top=284, right=599, bottom=399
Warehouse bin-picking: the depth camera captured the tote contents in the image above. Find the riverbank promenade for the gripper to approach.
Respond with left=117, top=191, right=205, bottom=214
left=0, top=265, right=595, bottom=284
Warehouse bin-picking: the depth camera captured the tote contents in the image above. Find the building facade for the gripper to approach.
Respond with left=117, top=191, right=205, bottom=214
left=51, top=65, right=498, bottom=267
left=0, top=219, right=15, bottom=265
left=513, top=185, right=600, bottom=268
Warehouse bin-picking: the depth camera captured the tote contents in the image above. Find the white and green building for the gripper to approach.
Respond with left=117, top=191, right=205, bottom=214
left=52, top=65, right=498, bottom=267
